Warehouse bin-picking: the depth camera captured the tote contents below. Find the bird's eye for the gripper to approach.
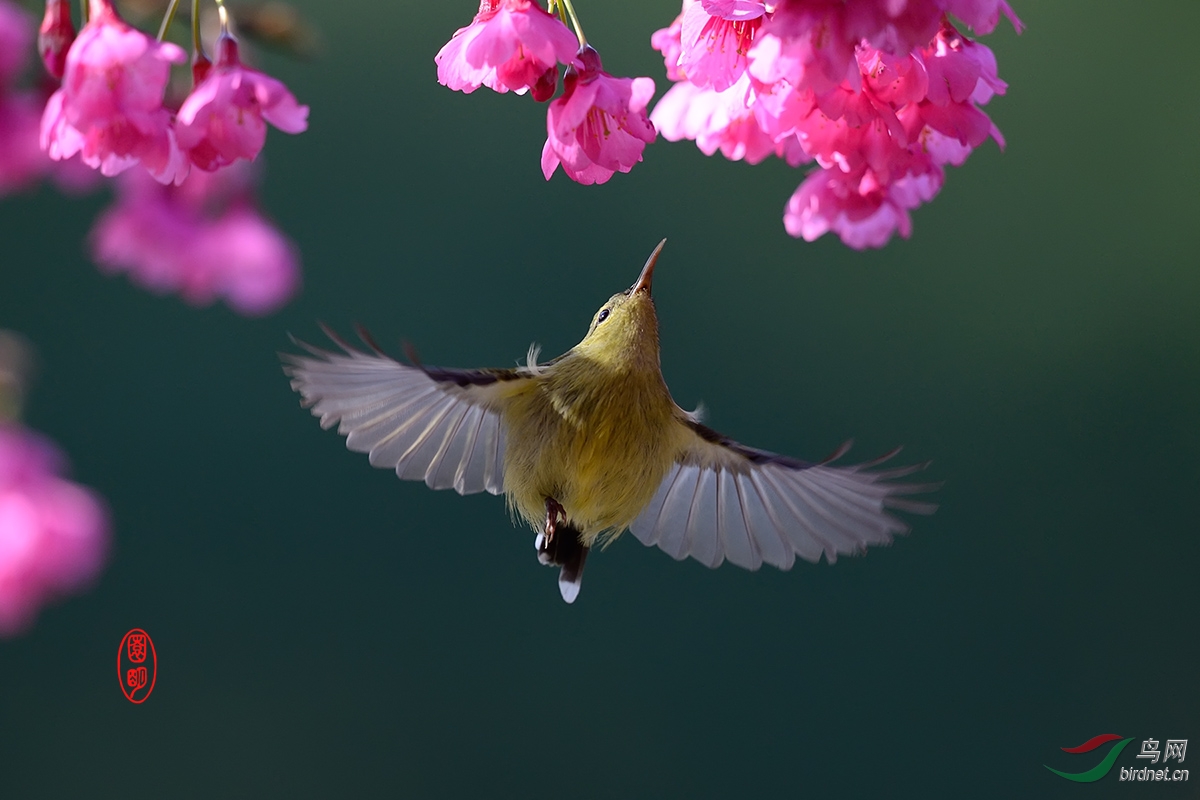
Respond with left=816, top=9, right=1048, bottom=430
left=597, top=309, right=610, bottom=323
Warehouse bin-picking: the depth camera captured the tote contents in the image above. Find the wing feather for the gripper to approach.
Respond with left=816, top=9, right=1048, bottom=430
left=759, top=467, right=847, bottom=561
left=741, top=473, right=795, bottom=570
left=393, top=397, right=460, bottom=481
left=451, top=406, right=487, bottom=494
left=483, top=416, right=506, bottom=495
left=422, top=402, right=470, bottom=490
left=754, top=469, right=827, bottom=563
left=354, top=391, right=444, bottom=459
left=629, top=420, right=937, bottom=571
left=655, top=465, right=704, bottom=560
left=687, top=470, right=722, bottom=568
left=636, top=463, right=685, bottom=549
left=795, top=471, right=902, bottom=543
left=717, top=471, right=759, bottom=570
left=780, top=472, right=878, bottom=558
left=282, top=331, right=526, bottom=496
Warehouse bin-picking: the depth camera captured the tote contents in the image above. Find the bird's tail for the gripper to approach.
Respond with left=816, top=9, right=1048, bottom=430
left=535, top=524, right=589, bottom=604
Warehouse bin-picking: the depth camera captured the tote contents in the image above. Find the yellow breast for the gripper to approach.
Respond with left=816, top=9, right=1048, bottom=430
left=500, top=354, right=678, bottom=545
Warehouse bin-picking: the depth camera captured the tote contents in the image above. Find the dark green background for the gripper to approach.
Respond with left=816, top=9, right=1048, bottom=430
left=2, top=0, right=1197, bottom=796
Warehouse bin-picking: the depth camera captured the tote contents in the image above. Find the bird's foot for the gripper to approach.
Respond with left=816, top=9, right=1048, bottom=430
left=544, top=497, right=566, bottom=546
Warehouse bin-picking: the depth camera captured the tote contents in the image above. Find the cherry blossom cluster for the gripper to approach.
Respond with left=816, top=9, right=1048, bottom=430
left=0, top=0, right=94, bottom=194
left=651, top=0, right=1021, bottom=248
left=435, top=0, right=657, bottom=186
left=0, top=333, right=109, bottom=638
left=40, top=0, right=308, bottom=184
left=434, top=0, right=1019, bottom=247
left=0, top=0, right=306, bottom=314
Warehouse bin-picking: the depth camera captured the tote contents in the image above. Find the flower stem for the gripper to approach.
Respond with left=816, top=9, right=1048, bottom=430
left=559, top=0, right=587, bottom=48
left=191, top=0, right=202, bottom=54
left=80, top=0, right=87, bottom=24
left=213, top=0, right=229, bottom=34
left=157, top=0, right=181, bottom=41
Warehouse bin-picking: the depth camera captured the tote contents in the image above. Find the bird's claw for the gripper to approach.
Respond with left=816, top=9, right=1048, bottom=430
left=544, top=497, right=566, bottom=547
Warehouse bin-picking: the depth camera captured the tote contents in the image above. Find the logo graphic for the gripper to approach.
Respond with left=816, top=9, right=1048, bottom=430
left=1047, top=734, right=1189, bottom=783
left=117, top=628, right=157, bottom=704
left=1045, top=734, right=1134, bottom=782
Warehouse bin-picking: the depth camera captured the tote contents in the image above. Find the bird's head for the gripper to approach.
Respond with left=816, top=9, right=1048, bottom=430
left=575, top=239, right=666, bottom=371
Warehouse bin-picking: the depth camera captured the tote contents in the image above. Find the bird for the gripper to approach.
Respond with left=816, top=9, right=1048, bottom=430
left=282, top=240, right=936, bottom=603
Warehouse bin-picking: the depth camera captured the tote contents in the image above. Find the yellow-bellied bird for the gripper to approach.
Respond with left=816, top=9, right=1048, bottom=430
left=282, top=241, right=936, bottom=603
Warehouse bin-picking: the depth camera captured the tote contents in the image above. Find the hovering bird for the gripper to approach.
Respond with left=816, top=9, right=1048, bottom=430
left=282, top=241, right=935, bottom=603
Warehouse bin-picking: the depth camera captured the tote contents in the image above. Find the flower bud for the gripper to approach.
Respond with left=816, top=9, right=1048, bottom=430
left=191, top=48, right=212, bottom=85
left=37, top=0, right=75, bottom=80
left=531, top=66, right=558, bottom=102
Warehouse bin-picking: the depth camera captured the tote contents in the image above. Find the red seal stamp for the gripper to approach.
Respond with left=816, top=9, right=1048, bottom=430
left=118, top=628, right=156, bottom=703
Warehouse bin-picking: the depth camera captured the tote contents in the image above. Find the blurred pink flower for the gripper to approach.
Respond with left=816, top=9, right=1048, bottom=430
left=0, top=423, right=109, bottom=638
left=0, top=0, right=32, bottom=88
left=1, top=89, right=105, bottom=197
left=38, top=0, right=76, bottom=81
left=0, top=94, right=46, bottom=195
left=89, top=167, right=300, bottom=315
left=90, top=174, right=206, bottom=296
left=40, top=0, right=188, bottom=184
left=541, top=47, right=656, bottom=185
left=436, top=0, right=579, bottom=99
left=176, top=36, right=309, bottom=172
left=191, top=206, right=301, bottom=315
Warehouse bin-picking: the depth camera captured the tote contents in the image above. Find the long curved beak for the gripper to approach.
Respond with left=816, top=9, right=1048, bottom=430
left=631, top=239, right=666, bottom=295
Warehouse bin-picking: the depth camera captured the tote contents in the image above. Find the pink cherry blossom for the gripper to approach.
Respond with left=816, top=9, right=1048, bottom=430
left=40, top=0, right=188, bottom=185
left=747, top=2, right=859, bottom=98
left=0, top=0, right=32, bottom=87
left=89, top=167, right=300, bottom=315
left=436, top=0, right=580, bottom=99
left=650, top=1, right=691, bottom=82
left=652, top=0, right=1021, bottom=248
left=757, top=0, right=1021, bottom=64
left=677, top=0, right=765, bottom=92
left=917, top=21, right=1007, bottom=148
left=176, top=35, right=309, bottom=172
left=652, top=74, right=781, bottom=165
left=541, top=47, right=656, bottom=185
left=859, top=47, right=929, bottom=110
left=0, top=423, right=109, bottom=638
left=843, top=0, right=946, bottom=56
left=783, top=157, right=942, bottom=249
left=945, top=0, right=1023, bottom=35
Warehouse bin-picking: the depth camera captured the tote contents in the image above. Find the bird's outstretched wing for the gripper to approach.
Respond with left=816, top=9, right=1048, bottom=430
left=282, top=326, right=530, bottom=495
left=628, top=420, right=937, bottom=570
